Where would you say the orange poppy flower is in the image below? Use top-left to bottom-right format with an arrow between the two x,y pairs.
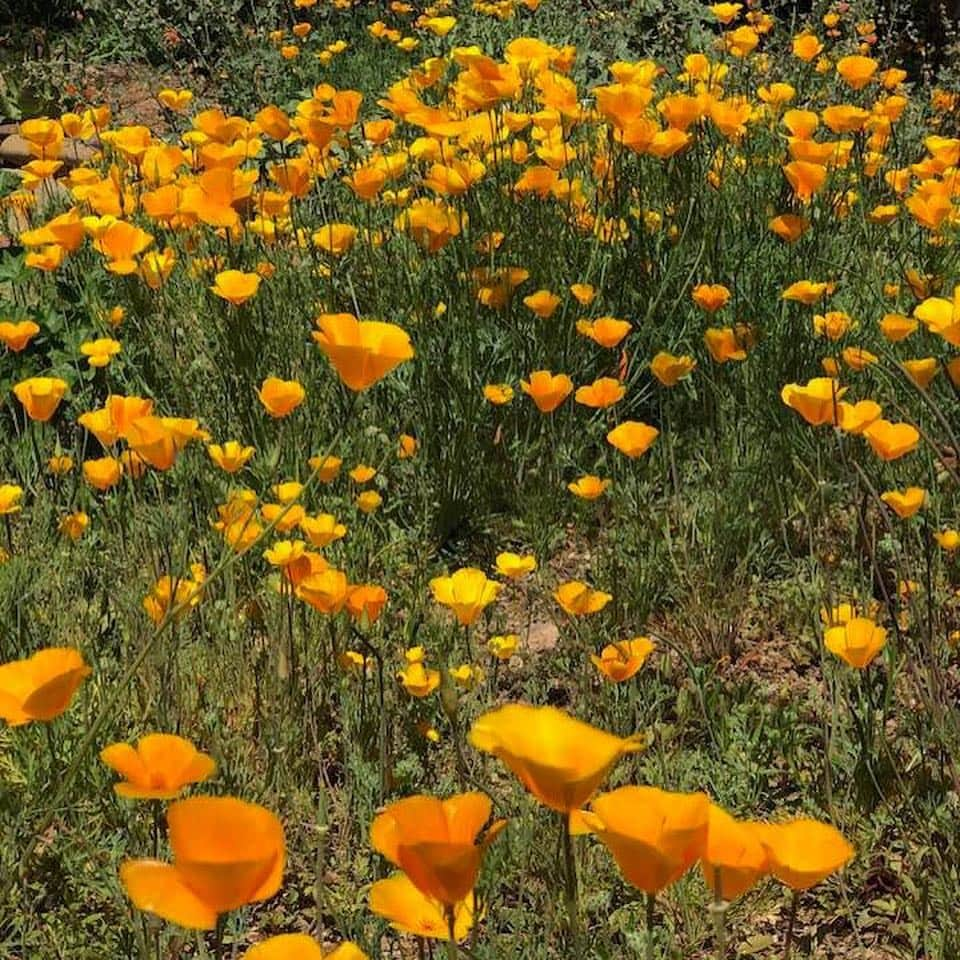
312,313 -> 414,391
591,637 -> 655,682
370,792 -> 505,904
520,370 -> 573,413
13,376 -> 68,422
100,733 -> 216,799
258,377 -> 305,418
121,796 -> 285,929
755,818 -> 853,890
0,647 -> 90,725
572,786 -> 709,894
607,421 -> 659,457
469,704 -> 644,813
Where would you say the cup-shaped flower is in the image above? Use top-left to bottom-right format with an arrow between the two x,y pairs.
13,376 -> 68,422
573,786 -> 709,893
0,484 -> 23,515
369,872 -> 473,941
575,377 -> 626,409
0,320 -> 40,352
120,796 -> 285,929
83,456 -> 123,491
650,352 -> 696,386
555,580 -> 612,616
346,584 -> 387,624
258,377 -> 305,418
520,370 -> 573,413
591,637 -> 655,682
691,284 -> 731,312
370,792 -> 506,905
127,416 -> 179,471
100,733 -> 216,799
297,568 -> 349,614
211,269 -> 261,305
863,419 -> 919,461
880,487 -> 925,519
754,818 -> 853,890
568,475 -> 610,500
312,313 -> 414,391
607,421 -> 659,457
824,616 -> 887,668
469,704 -> 644,813
700,804 -> 769,900
576,316 -> 631,347
208,441 -> 255,474
300,513 -> 347,548
495,552 -> 536,580
243,935 -> 367,960
398,660 -> 441,698
0,647 -> 91,725
244,935 -> 365,960
430,567 -> 501,626
780,378 -> 846,426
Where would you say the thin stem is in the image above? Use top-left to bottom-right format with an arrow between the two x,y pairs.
783,891 -> 799,960
560,812 -> 581,942
711,868 -> 728,960
445,906 -> 458,960
213,915 -> 225,960
645,892 -> 656,960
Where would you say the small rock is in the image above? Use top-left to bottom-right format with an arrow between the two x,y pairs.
526,620 -> 559,653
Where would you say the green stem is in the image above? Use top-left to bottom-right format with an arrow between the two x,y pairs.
213,914 -> 224,960
711,868 -> 728,960
561,812 -> 581,942
645,893 -> 656,960
783,891 -> 798,960
445,906 -> 458,959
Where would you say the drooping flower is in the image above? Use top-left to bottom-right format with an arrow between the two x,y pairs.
0,647 -> 91,725
469,704 -> 644,812
120,796 -> 285,929
100,734 -> 216,799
